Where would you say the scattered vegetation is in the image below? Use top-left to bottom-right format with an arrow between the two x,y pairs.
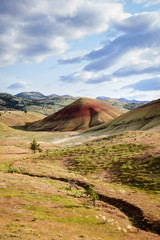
118,155 -> 160,191
39,135 -> 159,191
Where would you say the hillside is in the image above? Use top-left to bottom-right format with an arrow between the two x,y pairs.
0,92 -> 146,115
104,98 -> 143,112
8,130 -> 160,238
0,111 -> 45,127
26,97 -> 123,131
86,98 -> 160,135
0,93 -> 32,111
27,96 -> 78,114
97,96 -> 148,104
15,91 -> 46,99
0,93 -> 78,114
15,91 -> 73,99
0,121 -> 14,133
0,110 -> 160,239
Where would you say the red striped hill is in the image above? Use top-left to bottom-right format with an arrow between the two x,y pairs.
26,97 -> 123,131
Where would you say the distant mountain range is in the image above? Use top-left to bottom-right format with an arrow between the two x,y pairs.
15,91 -> 72,100
0,92 -> 149,115
0,92 -> 77,115
96,96 -> 148,104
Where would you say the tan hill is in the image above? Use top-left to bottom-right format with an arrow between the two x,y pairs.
0,121 -> 14,133
86,98 -> 160,135
26,97 -> 123,131
0,111 -> 45,127
105,98 -> 145,112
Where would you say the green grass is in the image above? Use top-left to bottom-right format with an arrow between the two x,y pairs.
38,137 -> 159,191
117,156 -> 160,191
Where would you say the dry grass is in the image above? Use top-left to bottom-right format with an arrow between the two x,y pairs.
86,99 -> 160,135
0,110 -> 45,127
0,118 -> 160,239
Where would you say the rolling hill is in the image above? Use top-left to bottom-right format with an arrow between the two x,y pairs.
86,98 -> 160,135
0,93 -> 78,114
97,96 -> 148,103
15,91 -> 46,99
26,97 -> 123,131
0,121 -> 14,133
0,92 -> 147,115
104,98 -> 143,112
15,91 -> 73,99
0,111 -> 45,128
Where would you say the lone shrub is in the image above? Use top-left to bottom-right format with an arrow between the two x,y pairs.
30,139 -> 41,153
84,183 -> 99,207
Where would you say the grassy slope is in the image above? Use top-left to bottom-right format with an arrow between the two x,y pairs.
0,93 -> 78,115
0,111 -> 45,127
86,99 -> 160,135
33,131 -> 160,191
0,121 -> 14,133
0,126 -> 160,239
104,98 -> 143,112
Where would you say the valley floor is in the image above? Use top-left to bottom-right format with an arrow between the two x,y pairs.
0,126 -> 160,240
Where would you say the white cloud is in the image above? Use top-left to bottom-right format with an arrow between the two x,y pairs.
122,77 -> 160,91
7,81 -> 30,89
60,70 -> 113,84
0,0 -> 128,67
133,0 -> 160,6
82,11 -> 160,73
58,9 -> 160,97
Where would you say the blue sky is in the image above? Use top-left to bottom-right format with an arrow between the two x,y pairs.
0,0 -> 160,101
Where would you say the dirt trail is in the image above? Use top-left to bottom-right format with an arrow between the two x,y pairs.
12,170 -> 160,236
52,134 -> 103,146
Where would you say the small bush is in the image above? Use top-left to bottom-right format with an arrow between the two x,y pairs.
84,184 -> 99,207
29,139 -> 41,153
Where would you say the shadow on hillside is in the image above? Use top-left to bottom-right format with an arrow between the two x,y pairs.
52,205 -> 82,209
11,126 -> 27,131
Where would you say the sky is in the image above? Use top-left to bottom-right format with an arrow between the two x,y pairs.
0,0 -> 160,101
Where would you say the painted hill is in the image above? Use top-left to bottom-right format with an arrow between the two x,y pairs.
26,97 -> 122,131
86,98 -> 160,135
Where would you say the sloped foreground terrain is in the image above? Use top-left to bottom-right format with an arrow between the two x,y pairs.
0,120 -> 160,239
0,108 -> 160,239
86,98 -> 160,135
26,97 -> 122,132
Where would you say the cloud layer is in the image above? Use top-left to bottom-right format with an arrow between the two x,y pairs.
123,77 -> 160,91
7,81 -> 30,89
0,0 -> 126,67
133,0 -> 160,6
59,10 -> 160,91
